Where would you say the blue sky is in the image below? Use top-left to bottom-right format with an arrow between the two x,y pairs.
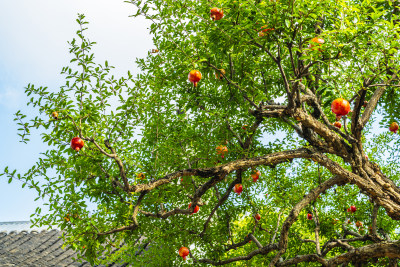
0,0 -> 152,221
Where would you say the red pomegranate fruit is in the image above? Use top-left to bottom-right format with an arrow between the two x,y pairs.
71,137 -> 84,152
210,7 -> 224,21
178,247 -> 189,260
188,203 -> 199,214
331,98 -> 351,116
233,184 -> 243,195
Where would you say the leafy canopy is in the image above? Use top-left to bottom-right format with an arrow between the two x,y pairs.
3,0 -> 400,266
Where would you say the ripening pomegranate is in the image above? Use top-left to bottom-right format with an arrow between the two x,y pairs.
389,122 -> 399,134
52,111 -> 58,120
307,213 -> 313,220
71,137 -> 84,152
369,225 -> 373,234
349,205 -> 357,213
137,173 -> 145,180
216,145 -> 228,158
178,247 -> 189,260
309,37 -> 325,51
331,98 -> 351,116
215,69 -> 226,80
210,7 -> 224,21
251,170 -> 261,182
188,203 -> 199,214
188,70 -> 202,87
258,25 -> 274,37
233,184 -> 243,195
333,121 -> 342,129
255,213 -> 261,221
64,213 -> 79,222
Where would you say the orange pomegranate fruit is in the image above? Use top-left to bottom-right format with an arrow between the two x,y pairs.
215,69 -> 226,80
258,25 -> 274,37
309,37 -> 325,51
251,170 -> 261,182
210,7 -> 224,21
52,111 -> 59,120
389,122 -> 399,134
188,70 -> 202,87
216,145 -> 228,158
333,121 -> 342,129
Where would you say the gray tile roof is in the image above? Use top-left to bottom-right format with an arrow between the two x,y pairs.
0,228 -> 127,267
0,221 -> 54,233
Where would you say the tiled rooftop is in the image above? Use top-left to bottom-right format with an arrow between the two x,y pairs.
0,221 -> 54,233
0,222 -> 127,267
